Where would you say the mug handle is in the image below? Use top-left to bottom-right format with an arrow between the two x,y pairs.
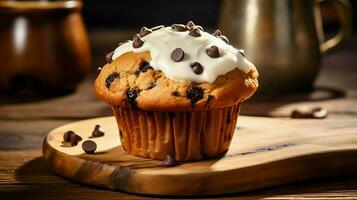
317,0 -> 352,54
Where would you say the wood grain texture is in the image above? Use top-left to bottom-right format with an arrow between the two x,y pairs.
43,116 -> 357,196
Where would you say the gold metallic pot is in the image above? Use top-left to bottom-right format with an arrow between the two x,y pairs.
220,0 -> 352,94
0,0 -> 90,95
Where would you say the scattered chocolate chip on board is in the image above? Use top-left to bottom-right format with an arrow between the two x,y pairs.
82,140 -> 97,154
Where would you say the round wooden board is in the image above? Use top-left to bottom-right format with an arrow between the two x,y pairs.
43,116 -> 357,196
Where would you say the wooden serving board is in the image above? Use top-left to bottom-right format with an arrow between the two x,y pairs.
42,116 -> 357,196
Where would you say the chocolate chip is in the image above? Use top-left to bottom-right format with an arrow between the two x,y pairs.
171,24 -> 187,32
96,67 -> 102,75
190,62 -> 204,74
171,48 -> 185,62
238,50 -> 246,57
171,91 -> 180,96
91,124 -> 105,138
146,82 -> 156,90
82,140 -> 97,154
151,25 -> 164,31
187,86 -> 204,106
219,35 -> 229,43
139,26 -> 152,37
132,34 -> 144,48
126,88 -> 141,108
105,72 -> 119,89
206,46 -> 220,58
189,27 -> 201,37
207,95 -> 215,104
63,131 -> 82,146
186,21 -> 195,30
63,130 -> 74,142
69,133 -> 82,146
135,61 -> 153,76
212,29 -> 222,36
291,107 -> 328,119
105,51 -> 114,63
163,155 -> 177,167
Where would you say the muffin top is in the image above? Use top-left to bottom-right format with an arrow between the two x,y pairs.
95,21 -> 258,112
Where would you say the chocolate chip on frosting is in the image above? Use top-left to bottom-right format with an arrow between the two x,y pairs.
82,140 -> 97,154
105,72 -> 119,89
189,27 -> 201,37
206,45 -> 220,58
186,21 -> 195,30
91,124 -> 105,138
139,26 -> 153,37
132,34 -> 144,48
151,25 -> 164,31
171,48 -> 185,62
212,29 -> 222,37
186,86 -> 204,106
105,51 -> 114,63
190,62 -> 204,74
171,24 -> 187,32
219,35 -> 229,44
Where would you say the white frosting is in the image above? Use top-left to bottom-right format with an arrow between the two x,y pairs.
112,27 -> 255,83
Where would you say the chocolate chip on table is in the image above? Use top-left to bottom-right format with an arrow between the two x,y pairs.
139,26 -> 153,37
126,88 -> 141,108
171,91 -> 180,96
186,86 -> 204,106
238,50 -> 246,57
151,25 -> 164,31
212,29 -> 222,37
105,51 -> 114,63
171,24 -> 187,32
91,124 -> 105,138
82,140 -> 97,154
190,62 -> 204,74
186,21 -> 195,30
163,155 -> 177,167
132,34 -> 144,48
96,67 -> 102,75
206,46 -> 220,58
219,35 -> 229,43
135,61 -> 153,76
171,48 -> 185,62
105,72 -> 119,89
291,107 -> 328,119
189,27 -> 201,37
63,130 -> 82,146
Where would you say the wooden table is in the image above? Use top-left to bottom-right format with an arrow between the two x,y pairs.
0,29 -> 356,199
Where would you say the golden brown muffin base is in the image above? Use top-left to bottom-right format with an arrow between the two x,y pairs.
95,51 -> 258,112
112,104 -> 241,161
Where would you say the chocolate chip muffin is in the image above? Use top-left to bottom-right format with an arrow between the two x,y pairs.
95,21 -> 258,161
